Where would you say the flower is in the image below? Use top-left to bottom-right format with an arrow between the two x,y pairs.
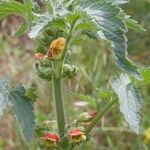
145,128 -> 150,141
77,112 -> 97,123
68,129 -> 86,143
47,37 -> 66,59
42,133 -> 59,146
35,53 -> 45,60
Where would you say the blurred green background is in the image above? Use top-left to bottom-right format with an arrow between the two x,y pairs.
0,0 -> 150,150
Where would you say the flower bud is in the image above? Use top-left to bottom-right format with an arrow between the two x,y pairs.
68,129 -> 86,143
80,122 -> 91,128
42,133 -> 59,146
47,37 -> 66,59
43,120 -> 51,126
77,112 -> 97,123
37,67 -> 53,81
63,64 -> 78,79
35,53 -> 45,60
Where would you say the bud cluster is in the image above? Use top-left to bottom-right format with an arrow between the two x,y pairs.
62,64 -> 78,79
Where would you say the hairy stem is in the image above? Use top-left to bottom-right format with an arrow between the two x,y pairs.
52,18 -> 78,149
53,77 -> 66,137
86,99 -> 117,133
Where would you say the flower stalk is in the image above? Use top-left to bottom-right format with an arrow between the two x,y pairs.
53,77 -> 66,137
86,99 -> 117,133
52,18 -> 78,148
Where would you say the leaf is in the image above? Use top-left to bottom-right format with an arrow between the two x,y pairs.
79,0 -> 141,79
28,1 -> 67,39
97,89 -> 114,101
123,15 -> 146,31
111,74 -> 142,134
15,22 -> 28,37
23,0 -> 33,23
110,0 -> 129,4
141,67 -> 150,83
8,85 -> 35,142
0,78 -> 9,118
70,92 -> 97,108
0,0 -> 26,20
25,84 -> 38,102
28,13 -> 52,39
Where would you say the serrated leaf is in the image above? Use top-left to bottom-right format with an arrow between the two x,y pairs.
0,78 -> 9,118
0,0 -> 26,20
110,0 -> 129,4
70,92 -> 97,108
23,0 -> 33,23
141,67 -> 150,83
111,74 -> 142,134
79,0 -> 141,79
25,84 -> 38,102
8,85 -> 35,142
97,89 -> 113,101
28,13 -> 52,39
15,22 -> 28,37
123,15 -> 146,31
28,2 -> 67,39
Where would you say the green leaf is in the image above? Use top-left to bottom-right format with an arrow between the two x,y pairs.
28,13 -> 52,39
97,89 -> 114,101
15,22 -> 28,37
0,0 -> 26,20
8,85 -> 35,142
70,92 -> 97,108
111,74 -> 142,134
0,78 -> 9,118
44,0 -> 54,14
28,1 -> 67,39
110,0 -> 129,4
141,67 -> 150,83
79,0 -> 141,79
123,15 -> 146,31
25,84 -> 38,102
23,0 -> 33,24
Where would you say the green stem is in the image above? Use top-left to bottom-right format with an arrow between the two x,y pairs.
61,17 -> 79,63
52,18 -> 78,149
86,99 -> 117,133
53,77 -> 66,137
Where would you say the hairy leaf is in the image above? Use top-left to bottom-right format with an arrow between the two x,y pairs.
15,22 -> 28,37
111,74 -> 142,134
0,79 -> 9,118
23,0 -> 33,23
79,0 -> 141,79
0,0 -> 26,20
70,92 -> 97,108
28,13 -> 51,39
110,0 -> 129,4
124,15 -> 146,31
141,67 -> 150,83
28,1 -> 67,39
8,85 -> 35,142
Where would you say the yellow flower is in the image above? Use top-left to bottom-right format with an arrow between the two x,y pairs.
47,37 -> 66,59
68,129 -> 86,143
145,127 -> 150,141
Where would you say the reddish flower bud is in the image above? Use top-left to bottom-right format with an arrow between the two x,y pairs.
43,120 -> 51,126
68,129 -> 86,143
77,112 -> 97,123
43,133 -> 59,146
47,37 -> 66,60
35,53 -> 45,60
80,122 -> 91,128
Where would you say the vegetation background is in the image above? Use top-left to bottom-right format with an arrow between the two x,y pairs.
0,0 -> 150,149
